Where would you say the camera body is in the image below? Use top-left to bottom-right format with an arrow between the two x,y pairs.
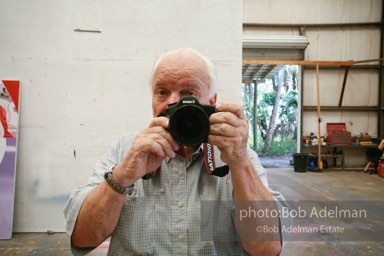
160,95 -> 216,146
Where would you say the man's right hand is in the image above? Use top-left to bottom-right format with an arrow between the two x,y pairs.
114,117 -> 179,186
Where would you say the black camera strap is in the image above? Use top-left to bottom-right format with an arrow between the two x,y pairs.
203,143 -> 229,177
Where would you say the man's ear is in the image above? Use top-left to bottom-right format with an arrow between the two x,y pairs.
209,94 -> 217,105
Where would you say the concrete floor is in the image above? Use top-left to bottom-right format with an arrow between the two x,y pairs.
268,168 -> 384,256
1,164 -> 383,255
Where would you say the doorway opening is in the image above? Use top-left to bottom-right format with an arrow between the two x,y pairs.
242,65 -> 300,168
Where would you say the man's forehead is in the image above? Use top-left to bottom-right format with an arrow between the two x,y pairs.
154,63 -> 208,83
152,53 -> 210,89
153,78 -> 205,90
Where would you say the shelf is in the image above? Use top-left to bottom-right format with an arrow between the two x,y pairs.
303,143 -> 378,148
303,106 -> 378,112
319,155 -> 342,158
303,64 -> 380,70
302,143 -> 377,170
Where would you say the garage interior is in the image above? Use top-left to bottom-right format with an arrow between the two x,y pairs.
1,0 -> 384,255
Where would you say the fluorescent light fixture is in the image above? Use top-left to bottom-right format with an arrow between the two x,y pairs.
242,35 -> 309,49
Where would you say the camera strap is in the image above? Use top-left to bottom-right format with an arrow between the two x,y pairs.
203,143 -> 229,177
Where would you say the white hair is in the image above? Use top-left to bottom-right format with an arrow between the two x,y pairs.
150,48 -> 218,98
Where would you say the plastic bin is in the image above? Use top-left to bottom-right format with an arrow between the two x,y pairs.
293,153 -> 308,172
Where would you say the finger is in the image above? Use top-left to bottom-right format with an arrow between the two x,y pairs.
216,103 -> 245,120
210,112 -> 242,127
138,131 -> 176,159
146,140 -> 167,158
207,134 -> 232,150
210,123 -> 238,137
208,133 -> 226,142
147,119 -> 179,151
148,116 -> 170,129
152,134 -> 177,158
145,126 -> 179,152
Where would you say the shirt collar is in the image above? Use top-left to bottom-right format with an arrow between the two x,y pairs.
166,144 -> 204,166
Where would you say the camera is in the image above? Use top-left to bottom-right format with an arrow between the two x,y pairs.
160,95 -> 216,146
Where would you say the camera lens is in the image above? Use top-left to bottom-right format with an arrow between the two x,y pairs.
169,105 -> 210,146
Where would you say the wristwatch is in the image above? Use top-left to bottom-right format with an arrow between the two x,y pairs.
104,164 -> 132,194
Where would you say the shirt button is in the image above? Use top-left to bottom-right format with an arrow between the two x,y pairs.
178,170 -> 184,176
177,234 -> 184,240
177,201 -> 184,208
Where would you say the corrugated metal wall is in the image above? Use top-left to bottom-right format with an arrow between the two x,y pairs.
243,0 -> 382,167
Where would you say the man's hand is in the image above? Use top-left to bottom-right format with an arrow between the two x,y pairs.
208,103 -> 249,167
116,117 -> 179,184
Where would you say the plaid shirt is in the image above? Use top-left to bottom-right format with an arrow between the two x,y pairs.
64,133 -> 284,255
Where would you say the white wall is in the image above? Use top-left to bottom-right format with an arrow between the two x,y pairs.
0,0 -> 242,232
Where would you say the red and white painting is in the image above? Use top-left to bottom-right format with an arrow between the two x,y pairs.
0,80 -> 20,239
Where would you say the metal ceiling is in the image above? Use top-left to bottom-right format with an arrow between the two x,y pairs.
241,35 -> 310,83
242,63 -> 285,83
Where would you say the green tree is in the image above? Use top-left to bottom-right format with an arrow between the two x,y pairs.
263,68 -> 284,153
242,65 -> 299,156
242,83 -> 255,149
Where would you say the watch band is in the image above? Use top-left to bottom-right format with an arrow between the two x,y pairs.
104,165 -> 128,194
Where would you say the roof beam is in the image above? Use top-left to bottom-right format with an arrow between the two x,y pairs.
243,59 -> 354,66
249,64 -> 264,81
260,65 -> 276,80
242,64 -> 250,77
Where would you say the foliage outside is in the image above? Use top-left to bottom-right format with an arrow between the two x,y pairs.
242,65 -> 299,157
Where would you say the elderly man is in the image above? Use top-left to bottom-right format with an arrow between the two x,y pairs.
64,48 -> 284,255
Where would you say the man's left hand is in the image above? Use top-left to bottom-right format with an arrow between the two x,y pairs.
208,102 -> 249,167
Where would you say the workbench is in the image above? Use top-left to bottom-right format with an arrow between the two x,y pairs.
302,143 -> 378,170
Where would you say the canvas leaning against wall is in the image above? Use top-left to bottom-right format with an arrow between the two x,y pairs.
0,80 -> 20,240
